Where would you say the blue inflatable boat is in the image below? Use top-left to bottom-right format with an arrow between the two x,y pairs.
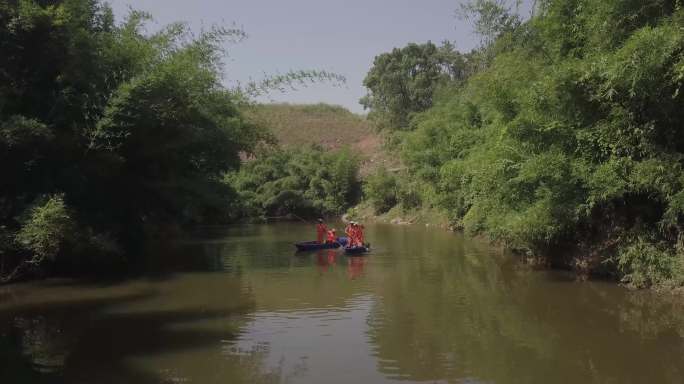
344,244 -> 370,255
295,237 -> 349,252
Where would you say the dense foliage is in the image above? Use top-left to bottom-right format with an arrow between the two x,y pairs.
0,0 -> 356,283
228,147 -> 360,220
364,0 -> 684,288
360,41 -> 477,130
363,168 -> 399,214
0,0 -> 263,281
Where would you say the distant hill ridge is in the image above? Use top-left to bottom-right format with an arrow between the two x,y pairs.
246,103 -> 401,176
245,103 -> 372,150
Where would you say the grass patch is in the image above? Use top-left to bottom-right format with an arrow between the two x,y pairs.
245,103 -> 372,150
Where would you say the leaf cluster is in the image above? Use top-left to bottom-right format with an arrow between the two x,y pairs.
392,0 -> 684,286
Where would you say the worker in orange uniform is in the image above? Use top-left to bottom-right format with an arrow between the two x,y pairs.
349,223 -> 358,247
350,223 -> 364,247
326,228 -> 337,244
316,218 -> 327,244
356,223 -> 365,246
345,221 -> 355,246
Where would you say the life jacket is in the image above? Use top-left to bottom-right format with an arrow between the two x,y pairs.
327,230 -> 336,243
350,226 -> 360,246
345,224 -> 353,238
317,223 -> 327,234
317,223 -> 327,243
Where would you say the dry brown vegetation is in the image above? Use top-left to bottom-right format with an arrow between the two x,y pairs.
245,103 -> 398,176
245,103 -> 370,149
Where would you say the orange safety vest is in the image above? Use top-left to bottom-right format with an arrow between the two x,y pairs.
345,225 -> 353,241
350,226 -> 359,246
317,223 -> 327,243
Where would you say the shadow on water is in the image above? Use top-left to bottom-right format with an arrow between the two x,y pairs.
0,267 -> 260,383
1,290 -> 155,383
0,223 -> 318,383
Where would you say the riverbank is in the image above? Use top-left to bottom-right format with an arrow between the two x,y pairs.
346,202 -> 450,228
346,202 -> 684,291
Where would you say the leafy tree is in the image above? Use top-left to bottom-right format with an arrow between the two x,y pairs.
457,0 -> 523,47
360,41 -> 476,130
383,0 -> 684,287
1,0 -> 124,281
15,194 -> 73,264
89,21 -> 259,227
363,168 -> 399,214
228,147 -> 361,220
1,0 -> 344,282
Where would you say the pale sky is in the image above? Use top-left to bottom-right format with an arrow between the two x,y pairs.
107,0 -> 532,113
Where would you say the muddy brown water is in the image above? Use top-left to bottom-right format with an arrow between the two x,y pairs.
1,223 -> 684,383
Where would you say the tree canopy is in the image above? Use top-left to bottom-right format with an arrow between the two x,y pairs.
360,41 -> 476,130
228,147 -> 360,220
0,0 -> 355,282
363,0 -> 684,288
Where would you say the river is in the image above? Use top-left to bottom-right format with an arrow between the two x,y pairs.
1,223 -> 684,383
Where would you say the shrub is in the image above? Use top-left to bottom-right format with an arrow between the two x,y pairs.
615,237 -> 683,289
397,178 -> 423,210
15,194 -> 74,265
364,1 -> 684,287
363,168 -> 398,214
228,147 -> 360,219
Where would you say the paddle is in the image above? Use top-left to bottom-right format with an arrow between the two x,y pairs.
292,213 -> 311,224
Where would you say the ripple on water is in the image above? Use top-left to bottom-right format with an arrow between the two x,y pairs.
228,295 -> 376,360
5,223 -> 684,384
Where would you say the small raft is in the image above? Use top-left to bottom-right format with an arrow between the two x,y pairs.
295,237 -> 349,252
344,244 -> 370,255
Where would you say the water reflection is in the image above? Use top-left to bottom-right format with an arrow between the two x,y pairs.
0,274 -> 258,384
1,223 -> 684,383
315,250 -> 338,275
347,257 -> 366,280
364,226 -> 684,384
